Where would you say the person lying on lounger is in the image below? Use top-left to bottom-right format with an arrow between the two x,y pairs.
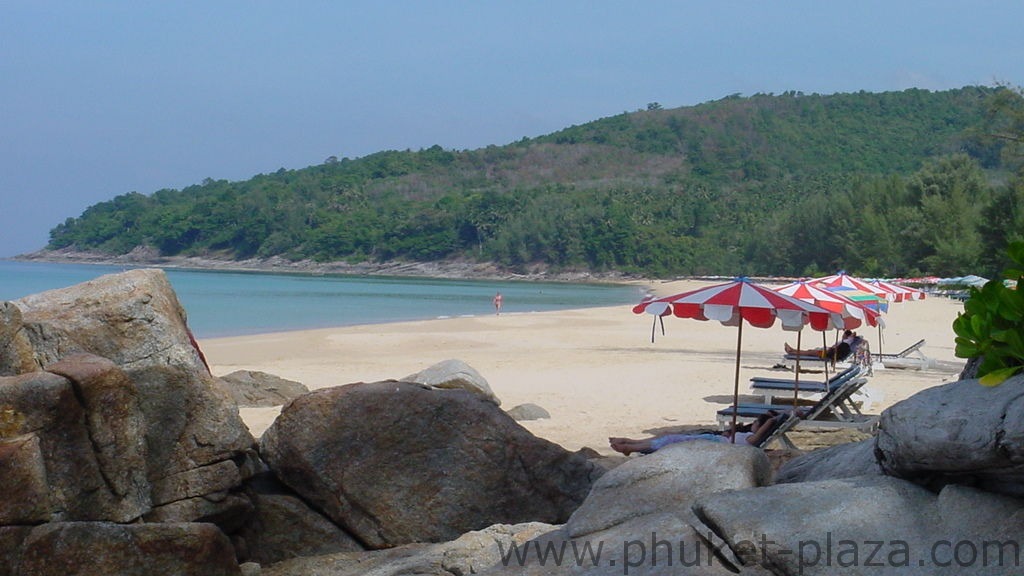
608,410 -> 799,455
784,330 -> 859,362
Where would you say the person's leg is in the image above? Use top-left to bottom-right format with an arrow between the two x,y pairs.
785,343 -> 815,355
609,437 -> 654,455
786,343 -> 827,358
611,431 -> 727,455
649,433 -> 722,450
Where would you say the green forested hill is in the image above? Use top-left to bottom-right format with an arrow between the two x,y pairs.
47,86 -> 1024,277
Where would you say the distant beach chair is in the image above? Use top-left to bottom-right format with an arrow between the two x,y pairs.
875,339 -> 932,370
875,338 -> 926,360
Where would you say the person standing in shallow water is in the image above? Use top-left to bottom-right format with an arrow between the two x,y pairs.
493,292 -> 503,315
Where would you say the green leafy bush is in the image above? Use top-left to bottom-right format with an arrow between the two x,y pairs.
953,242 -> 1024,385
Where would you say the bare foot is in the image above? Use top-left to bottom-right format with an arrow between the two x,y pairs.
608,437 -> 635,456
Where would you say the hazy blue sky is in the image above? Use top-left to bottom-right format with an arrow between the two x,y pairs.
3,1 -> 1022,257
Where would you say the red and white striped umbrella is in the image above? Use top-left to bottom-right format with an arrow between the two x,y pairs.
634,278 -> 839,331
869,279 -> 926,302
813,272 -> 922,356
774,279 -> 884,392
814,272 -> 890,300
634,278 -> 839,438
774,280 -> 882,330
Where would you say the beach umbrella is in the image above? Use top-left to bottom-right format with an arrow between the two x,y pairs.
774,280 -> 882,401
865,279 -> 926,355
813,273 -> 890,337
776,281 -> 883,363
636,294 -> 671,343
820,285 -> 891,355
867,279 -> 906,303
820,286 -> 889,313
775,280 -> 882,330
633,277 -> 839,440
814,272 -> 890,301
869,279 -> 926,302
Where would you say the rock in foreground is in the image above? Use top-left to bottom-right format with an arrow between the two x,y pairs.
260,380 -> 603,548
876,374 -> 1024,496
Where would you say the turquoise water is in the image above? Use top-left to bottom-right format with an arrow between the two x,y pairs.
0,260 -> 642,338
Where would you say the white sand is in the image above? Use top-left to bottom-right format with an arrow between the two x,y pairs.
199,280 -> 965,455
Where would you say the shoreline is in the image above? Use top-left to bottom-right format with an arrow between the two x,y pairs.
11,249 -> 648,285
11,248 -> 801,288
4,253 -> 653,340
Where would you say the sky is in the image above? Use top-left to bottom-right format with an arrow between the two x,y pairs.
2,2 -> 1023,257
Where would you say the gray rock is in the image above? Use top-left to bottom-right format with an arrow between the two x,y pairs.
0,434 -> 51,524
507,403 -> 551,421
261,523 -> 557,576
935,483 -> 1024,542
0,526 -> 32,576
218,370 -> 309,407
260,380 -> 602,548
0,302 -> 34,376
1,270 -> 259,529
566,441 -> 772,538
144,492 -> 255,533
694,476 -> 941,576
403,358 -> 501,405
149,459 -> 243,506
7,269 -> 255,466
876,374 -> 1024,496
235,473 -> 364,565
46,354 -> 151,516
479,517 -> 769,576
14,522 -> 241,576
774,438 -> 883,484
930,485 -> 1024,576
0,368 -> 148,522
10,268 -> 208,374
131,363 -> 256,493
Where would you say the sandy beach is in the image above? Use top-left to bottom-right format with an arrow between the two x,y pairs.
200,280 -> 966,455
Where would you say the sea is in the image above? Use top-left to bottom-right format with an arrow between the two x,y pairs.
0,260 -> 643,338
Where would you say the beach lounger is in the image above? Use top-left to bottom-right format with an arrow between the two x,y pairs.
875,339 -> 933,370
717,374 -> 878,448
757,413 -> 802,450
781,354 -> 833,374
750,411 -> 797,449
874,339 -> 926,360
782,337 -> 873,374
748,365 -> 863,404
721,373 -> 869,425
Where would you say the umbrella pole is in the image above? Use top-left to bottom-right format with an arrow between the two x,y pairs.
822,331 -> 829,382
793,330 -> 802,405
731,322 -> 743,444
650,315 -> 667,343
877,324 -> 883,357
